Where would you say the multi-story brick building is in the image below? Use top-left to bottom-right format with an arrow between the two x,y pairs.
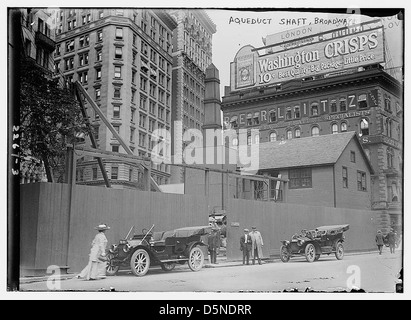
167,9 -> 216,183
54,8 -> 177,189
221,24 -> 403,232
20,8 -> 57,183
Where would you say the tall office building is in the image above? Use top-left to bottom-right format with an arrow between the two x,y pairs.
168,9 -> 217,183
54,9 -> 177,189
221,23 -> 403,232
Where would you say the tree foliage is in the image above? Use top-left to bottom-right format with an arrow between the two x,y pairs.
19,57 -> 85,182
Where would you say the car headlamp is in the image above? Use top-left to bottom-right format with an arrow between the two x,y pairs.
123,243 -> 131,253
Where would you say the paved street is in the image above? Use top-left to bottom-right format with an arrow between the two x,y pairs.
19,250 -> 402,294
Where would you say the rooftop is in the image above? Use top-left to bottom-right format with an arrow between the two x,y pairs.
242,132 -> 373,173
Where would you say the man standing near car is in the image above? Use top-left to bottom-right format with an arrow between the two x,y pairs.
240,229 -> 252,265
250,226 -> 264,265
208,227 -> 219,264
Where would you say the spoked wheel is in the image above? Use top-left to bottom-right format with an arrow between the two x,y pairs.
305,243 -> 316,263
130,249 -> 150,276
188,246 -> 204,272
161,262 -> 176,272
280,245 -> 290,262
335,242 -> 344,260
106,253 -> 120,276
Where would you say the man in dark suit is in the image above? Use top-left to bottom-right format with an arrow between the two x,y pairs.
240,228 -> 252,265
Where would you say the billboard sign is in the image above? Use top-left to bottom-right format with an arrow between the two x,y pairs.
231,27 -> 385,90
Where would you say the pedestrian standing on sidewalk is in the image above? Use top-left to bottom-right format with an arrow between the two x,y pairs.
387,228 -> 397,254
240,228 -> 252,265
77,223 -> 110,280
250,226 -> 264,265
208,227 -> 219,264
375,230 -> 384,255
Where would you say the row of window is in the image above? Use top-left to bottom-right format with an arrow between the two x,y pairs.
288,168 -> 367,191
78,165 -> 169,184
230,119 -> 369,146
229,94 -> 374,129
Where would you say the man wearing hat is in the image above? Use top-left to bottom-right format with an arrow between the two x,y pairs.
386,228 -> 397,254
375,230 -> 384,255
77,223 -> 110,280
250,226 -> 264,265
240,228 -> 252,265
208,227 -> 220,264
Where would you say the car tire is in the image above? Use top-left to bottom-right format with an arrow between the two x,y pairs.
161,262 -> 176,272
188,246 -> 204,272
314,254 -> 321,261
335,242 -> 344,260
106,253 -> 120,276
305,243 -> 316,263
280,245 -> 290,262
130,249 -> 150,276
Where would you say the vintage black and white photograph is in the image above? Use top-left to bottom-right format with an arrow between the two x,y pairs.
4,1 -> 407,301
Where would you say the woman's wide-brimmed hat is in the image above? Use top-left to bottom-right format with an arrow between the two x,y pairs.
94,223 -> 110,231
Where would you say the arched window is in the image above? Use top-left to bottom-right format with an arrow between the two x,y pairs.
330,99 -> 337,113
386,118 -> 392,138
254,133 -> 260,144
286,130 -> 292,140
295,128 -> 301,138
387,147 -> 394,168
360,118 -> 369,136
269,109 -> 276,122
339,97 -> 347,112
341,121 -> 348,132
310,103 -> 319,116
331,123 -> 338,134
232,137 -> 238,146
269,132 -> 277,142
311,126 -> 320,137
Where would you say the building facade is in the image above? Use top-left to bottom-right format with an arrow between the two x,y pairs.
20,8 -> 57,183
247,132 -> 374,210
54,8 -> 177,189
167,9 -> 216,183
221,26 -> 403,232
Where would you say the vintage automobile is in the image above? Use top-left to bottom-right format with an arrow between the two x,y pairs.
279,224 -> 349,263
106,225 -> 211,276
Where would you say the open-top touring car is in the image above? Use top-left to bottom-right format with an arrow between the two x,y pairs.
279,224 -> 349,263
106,225 -> 211,276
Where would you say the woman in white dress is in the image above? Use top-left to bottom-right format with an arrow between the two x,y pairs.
77,224 -> 110,280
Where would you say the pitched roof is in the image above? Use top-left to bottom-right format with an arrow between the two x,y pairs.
243,131 -> 373,173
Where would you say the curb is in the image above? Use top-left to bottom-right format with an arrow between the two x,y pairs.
20,250 -> 400,283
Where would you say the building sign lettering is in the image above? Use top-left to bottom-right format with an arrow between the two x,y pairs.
225,108 -> 371,130
361,135 -> 400,149
231,27 -> 385,91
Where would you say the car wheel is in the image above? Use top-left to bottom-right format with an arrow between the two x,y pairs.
106,253 -> 119,276
335,242 -> 344,260
130,249 -> 150,276
314,254 -> 321,261
305,243 -> 316,263
161,262 -> 176,272
188,246 -> 204,272
280,245 -> 290,262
